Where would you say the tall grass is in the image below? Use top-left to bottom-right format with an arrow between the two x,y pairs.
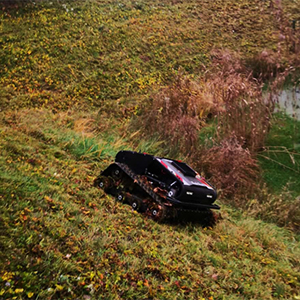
197,135 -> 260,200
258,113 -> 300,195
207,49 -> 274,152
138,75 -> 209,156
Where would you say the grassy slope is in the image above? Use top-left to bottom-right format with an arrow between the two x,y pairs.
1,0 -> 300,299
1,108 -> 299,300
259,113 -> 300,195
1,0 -> 299,111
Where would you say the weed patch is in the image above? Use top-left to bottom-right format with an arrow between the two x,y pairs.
197,135 -> 260,200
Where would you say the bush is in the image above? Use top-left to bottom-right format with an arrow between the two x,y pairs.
138,75 -> 220,155
195,135 -> 260,200
208,49 -> 274,152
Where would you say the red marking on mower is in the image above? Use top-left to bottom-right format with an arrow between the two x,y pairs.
160,160 -> 169,169
175,173 -> 183,182
197,177 -> 211,188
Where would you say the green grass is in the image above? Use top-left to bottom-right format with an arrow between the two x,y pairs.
258,113 -> 300,195
1,0 -> 299,111
1,109 -> 300,300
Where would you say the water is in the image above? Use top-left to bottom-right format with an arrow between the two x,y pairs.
276,87 -> 300,120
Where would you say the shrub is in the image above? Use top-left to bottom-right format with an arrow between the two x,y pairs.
246,50 -> 283,81
207,49 -> 274,152
136,48 -> 298,207
139,74 -> 220,155
195,135 -> 260,200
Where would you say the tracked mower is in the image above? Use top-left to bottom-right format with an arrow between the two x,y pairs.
94,150 -> 220,223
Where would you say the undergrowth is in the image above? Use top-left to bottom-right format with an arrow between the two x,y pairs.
137,50 -> 273,198
136,48 -> 300,231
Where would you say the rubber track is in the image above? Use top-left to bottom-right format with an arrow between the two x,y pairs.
114,163 -> 214,222
177,208 -> 211,214
115,162 -> 165,207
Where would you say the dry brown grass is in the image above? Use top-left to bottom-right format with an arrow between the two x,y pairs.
140,48 -> 282,155
139,75 -> 220,155
194,135 -> 260,200
207,49 -> 274,152
137,49 -> 281,200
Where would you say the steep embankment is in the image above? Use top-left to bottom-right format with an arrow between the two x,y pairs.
1,0 -> 299,111
1,0 -> 300,299
1,108 -> 299,299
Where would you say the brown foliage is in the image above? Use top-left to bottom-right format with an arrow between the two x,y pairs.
247,50 -> 283,81
140,75 -> 219,155
138,50 -> 274,199
137,47 -> 298,201
207,49 -> 274,152
195,135 -> 260,200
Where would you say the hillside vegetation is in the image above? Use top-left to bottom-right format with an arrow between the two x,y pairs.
1,0 -> 300,111
1,108 -> 299,299
1,0 -> 300,299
